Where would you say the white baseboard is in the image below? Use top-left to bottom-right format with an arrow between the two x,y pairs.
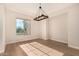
6,38 -> 39,45
50,38 -> 68,44
68,44 -> 79,50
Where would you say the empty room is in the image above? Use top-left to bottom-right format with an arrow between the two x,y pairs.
0,3 -> 79,56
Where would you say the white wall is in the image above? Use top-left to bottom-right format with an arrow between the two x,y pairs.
0,5 -> 5,53
68,4 -> 79,49
5,9 -> 40,44
39,20 -> 48,40
49,13 -> 68,43
48,4 -> 79,49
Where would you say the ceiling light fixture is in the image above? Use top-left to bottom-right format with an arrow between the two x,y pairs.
33,3 -> 49,21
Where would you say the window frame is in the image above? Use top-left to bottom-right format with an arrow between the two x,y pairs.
16,18 -> 31,35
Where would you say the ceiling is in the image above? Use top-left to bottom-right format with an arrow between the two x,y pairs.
5,3 -> 76,17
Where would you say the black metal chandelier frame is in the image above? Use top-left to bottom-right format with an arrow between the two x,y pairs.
33,3 -> 49,21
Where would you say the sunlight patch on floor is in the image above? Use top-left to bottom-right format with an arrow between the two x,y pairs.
19,42 -> 64,56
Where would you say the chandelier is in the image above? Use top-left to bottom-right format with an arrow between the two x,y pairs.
33,3 -> 49,21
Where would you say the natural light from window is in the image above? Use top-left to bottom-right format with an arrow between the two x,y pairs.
16,18 -> 30,35
19,42 -> 64,56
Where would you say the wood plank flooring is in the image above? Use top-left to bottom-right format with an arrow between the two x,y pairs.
3,39 -> 79,56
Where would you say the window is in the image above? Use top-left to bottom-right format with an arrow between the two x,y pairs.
16,18 -> 30,35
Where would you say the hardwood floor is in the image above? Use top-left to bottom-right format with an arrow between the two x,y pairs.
4,39 -> 79,56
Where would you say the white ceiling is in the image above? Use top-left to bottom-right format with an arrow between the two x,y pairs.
5,3 -> 76,17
